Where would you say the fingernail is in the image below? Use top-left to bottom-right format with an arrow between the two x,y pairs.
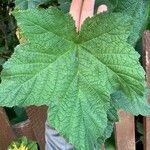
97,4 -> 108,14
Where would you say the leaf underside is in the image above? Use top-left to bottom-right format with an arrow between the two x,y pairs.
0,8 -> 147,150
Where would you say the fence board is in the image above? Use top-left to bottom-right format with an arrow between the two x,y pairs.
101,144 -> 105,150
143,30 -> 150,150
0,106 -> 47,149
115,111 -> 135,150
13,119 -> 36,141
26,105 -> 48,150
0,107 -> 16,150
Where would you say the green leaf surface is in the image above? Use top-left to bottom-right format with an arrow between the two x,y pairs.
111,91 -> 150,116
95,0 -> 150,45
96,103 -> 118,149
113,0 -> 150,46
57,0 -> 150,45
0,8 -> 147,150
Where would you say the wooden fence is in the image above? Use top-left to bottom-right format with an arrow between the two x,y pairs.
0,31 -> 149,150
112,30 -> 150,150
0,106 -> 48,150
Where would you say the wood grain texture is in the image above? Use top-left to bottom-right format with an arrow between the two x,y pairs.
143,30 -> 150,150
13,119 -> 36,141
115,111 -> 135,150
101,144 -> 105,150
26,105 -> 48,150
0,106 -> 47,149
0,107 -> 16,150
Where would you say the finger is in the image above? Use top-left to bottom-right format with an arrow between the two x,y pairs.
69,0 -> 83,32
97,4 -> 108,14
80,0 -> 95,30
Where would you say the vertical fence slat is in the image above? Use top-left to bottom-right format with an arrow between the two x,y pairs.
101,144 -> 105,150
26,105 -> 48,150
144,117 -> 150,150
0,107 -> 16,150
13,120 -> 36,141
115,111 -> 135,150
143,30 -> 150,150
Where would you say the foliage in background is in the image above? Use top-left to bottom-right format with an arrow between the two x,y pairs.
5,106 -> 28,125
58,0 -> 71,12
0,0 -> 18,71
105,134 -> 116,150
8,136 -> 38,150
15,0 -> 58,9
0,0 -> 27,125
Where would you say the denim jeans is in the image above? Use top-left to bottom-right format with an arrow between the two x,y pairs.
45,122 -> 74,150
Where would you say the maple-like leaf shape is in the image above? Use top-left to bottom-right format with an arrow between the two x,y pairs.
0,8 -> 147,149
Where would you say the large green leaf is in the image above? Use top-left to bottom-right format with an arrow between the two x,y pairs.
0,8 -> 147,150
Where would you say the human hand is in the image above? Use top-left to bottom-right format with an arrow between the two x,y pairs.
69,0 -> 108,32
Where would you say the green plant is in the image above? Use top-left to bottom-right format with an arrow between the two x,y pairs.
0,0 -> 18,70
0,0 -> 150,150
15,0 -> 56,9
8,136 -> 38,150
